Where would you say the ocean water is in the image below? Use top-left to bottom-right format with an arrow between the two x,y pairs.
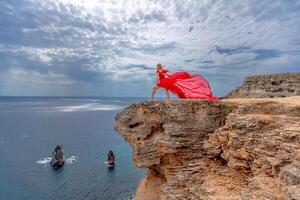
0,97 -> 145,200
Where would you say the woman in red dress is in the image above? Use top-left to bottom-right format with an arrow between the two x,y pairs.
151,64 -> 170,100
151,64 -> 220,100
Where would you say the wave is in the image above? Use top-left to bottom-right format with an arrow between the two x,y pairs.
36,157 -> 52,164
62,99 -> 102,102
55,103 -> 123,112
1,100 -> 124,113
62,99 -> 122,103
36,156 -> 78,165
66,155 -> 78,164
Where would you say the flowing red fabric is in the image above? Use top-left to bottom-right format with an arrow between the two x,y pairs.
156,70 -> 220,100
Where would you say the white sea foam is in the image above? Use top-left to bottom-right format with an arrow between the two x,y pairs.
36,157 -> 52,164
66,155 -> 78,164
37,156 -> 78,165
55,103 -> 123,112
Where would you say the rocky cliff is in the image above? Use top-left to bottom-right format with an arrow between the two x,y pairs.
115,97 -> 300,200
225,73 -> 300,98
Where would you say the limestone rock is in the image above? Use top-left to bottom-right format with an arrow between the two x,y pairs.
226,73 -> 300,98
115,97 -> 300,200
286,185 -> 300,200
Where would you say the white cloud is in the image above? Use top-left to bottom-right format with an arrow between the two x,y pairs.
0,0 -> 300,96
14,1 -> 300,67
8,68 -> 84,85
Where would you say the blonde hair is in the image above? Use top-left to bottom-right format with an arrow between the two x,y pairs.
157,63 -> 163,69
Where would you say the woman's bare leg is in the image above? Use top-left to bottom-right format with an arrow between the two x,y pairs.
151,86 -> 158,100
165,89 -> 170,100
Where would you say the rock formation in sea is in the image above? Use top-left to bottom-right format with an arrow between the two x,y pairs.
226,72 -> 300,98
115,73 -> 300,200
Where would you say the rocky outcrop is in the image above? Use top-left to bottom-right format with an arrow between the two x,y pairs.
115,97 -> 300,200
225,73 -> 300,98
50,145 -> 64,169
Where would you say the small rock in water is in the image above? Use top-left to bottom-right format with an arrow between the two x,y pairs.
50,145 -> 65,169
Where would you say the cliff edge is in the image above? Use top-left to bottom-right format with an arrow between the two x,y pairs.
115,97 -> 300,200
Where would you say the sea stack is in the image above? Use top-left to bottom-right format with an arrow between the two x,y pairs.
50,145 -> 65,169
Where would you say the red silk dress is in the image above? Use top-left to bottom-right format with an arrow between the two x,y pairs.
156,69 -> 220,100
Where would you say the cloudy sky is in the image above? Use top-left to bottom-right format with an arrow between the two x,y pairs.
0,0 -> 300,97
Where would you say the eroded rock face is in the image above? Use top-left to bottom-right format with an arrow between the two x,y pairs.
115,97 -> 300,200
225,73 -> 300,98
